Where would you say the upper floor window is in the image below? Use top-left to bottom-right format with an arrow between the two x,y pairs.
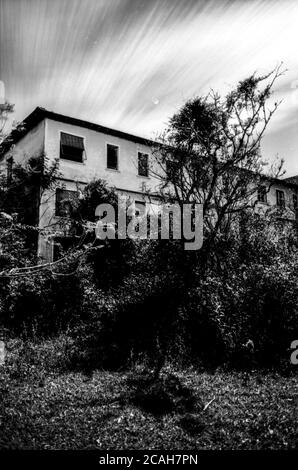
257,185 -> 267,203
135,200 -> 146,216
60,132 -> 84,163
293,193 -> 298,210
276,189 -> 285,208
55,188 -> 78,217
138,152 -> 149,177
107,144 -> 119,170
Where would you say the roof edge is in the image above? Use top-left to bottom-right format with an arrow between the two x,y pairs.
0,107 -> 156,157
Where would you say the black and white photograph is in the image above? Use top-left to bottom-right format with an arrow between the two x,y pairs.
0,0 -> 298,462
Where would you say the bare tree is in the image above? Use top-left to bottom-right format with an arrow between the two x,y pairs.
151,66 -> 285,250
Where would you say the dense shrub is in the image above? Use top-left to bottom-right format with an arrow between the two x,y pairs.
63,212 -> 298,371
184,259 -> 298,368
184,213 -> 298,368
0,269 -> 82,337
66,269 -> 185,371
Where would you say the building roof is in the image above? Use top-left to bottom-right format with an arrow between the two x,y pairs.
283,175 -> 298,186
1,106 -> 298,190
0,106 -> 155,157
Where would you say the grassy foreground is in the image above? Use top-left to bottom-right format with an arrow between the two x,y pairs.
0,339 -> 297,450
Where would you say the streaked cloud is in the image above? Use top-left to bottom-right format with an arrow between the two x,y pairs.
0,0 -> 297,174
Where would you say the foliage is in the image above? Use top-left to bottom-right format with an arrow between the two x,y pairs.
152,66 -> 285,248
66,267 -> 182,371
0,268 -> 82,337
183,211 -> 298,368
0,154 -> 60,262
72,178 -> 118,223
0,154 -> 60,219
1,74 -> 298,372
0,174 -> 138,339
0,101 -> 14,143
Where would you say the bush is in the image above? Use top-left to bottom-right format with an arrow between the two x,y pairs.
184,213 -> 298,368
0,269 -> 82,337
63,211 -> 298,372
66,270 -> 183,371
2,172 -> 298,373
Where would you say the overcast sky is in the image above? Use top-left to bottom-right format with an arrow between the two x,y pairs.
0,0 -> 297,175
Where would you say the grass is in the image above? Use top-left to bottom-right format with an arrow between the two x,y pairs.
0,339 -> 297,450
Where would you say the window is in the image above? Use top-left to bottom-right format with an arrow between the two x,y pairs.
276,189 -> 285,208
138,152 -> 149,177
55,189 -> 78,217
60,132 -> 84,163
257,185 -> 267,203
293,194 -> 298,210
6,157 -> 13,184
107,144 -> 119,170
135,200 -> 146,216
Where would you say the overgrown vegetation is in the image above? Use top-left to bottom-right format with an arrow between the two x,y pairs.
1,70 -> 298,450
1,195 -> 297,371
1,68 -> 298,373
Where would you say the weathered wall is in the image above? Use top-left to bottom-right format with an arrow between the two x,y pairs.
44,118 -> 160,194
38,118 -> 163,260
255,180 -> 297,219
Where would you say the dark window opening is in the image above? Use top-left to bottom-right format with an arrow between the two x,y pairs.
55,189 -> 78,217
293,194 -> 298,210
138,152 -> 149,177
276,189 -> 285,208
257,185 -> 267,203
60,132 -> 84,163
133,200 -> 146,235
107,144 -> 119,170
135,200 -> 146,216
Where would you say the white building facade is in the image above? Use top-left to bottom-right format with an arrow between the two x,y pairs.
1,106 -> 298,261
0,107 -> 161,260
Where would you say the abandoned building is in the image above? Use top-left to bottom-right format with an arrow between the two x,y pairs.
0,106 -> 298,261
